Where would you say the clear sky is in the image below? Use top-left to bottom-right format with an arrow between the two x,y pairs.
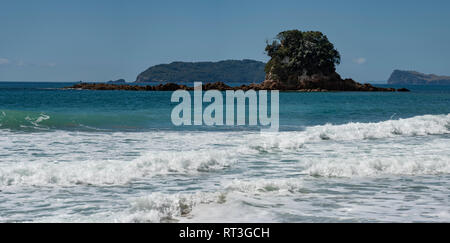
1,0 -> 449,82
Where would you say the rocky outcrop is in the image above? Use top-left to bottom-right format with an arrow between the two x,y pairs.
388,70 -> 450,85
255,72 -> 396,91
67,82 -> 231,91
66,76 -> 407,92
67,83 -> 189,91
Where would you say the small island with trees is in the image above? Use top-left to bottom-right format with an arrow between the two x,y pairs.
68,29 -> 408,92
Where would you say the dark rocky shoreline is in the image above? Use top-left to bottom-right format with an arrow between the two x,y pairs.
66,73 -> 410,92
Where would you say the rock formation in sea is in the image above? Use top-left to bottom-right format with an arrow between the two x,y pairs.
257,29 -> 397,92
68,29 -> 408,92
257,72 -> 394,91
67,81 -> 409,92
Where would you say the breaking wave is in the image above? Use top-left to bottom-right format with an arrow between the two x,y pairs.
1,114 -> 449,187
0,150 -> 235,187
251,114 -> 450,151
121,178 -> 305,223
303,154 -> 450,178
306,114 -> 450,140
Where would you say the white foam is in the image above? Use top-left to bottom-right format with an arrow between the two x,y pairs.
250,114 -> 450,151
0,150 -> 235,187
305,114 -> 450,140
1,114 -> 450,223
1,114 -> 449,186
223,178 -> 304,195
304,155 -> 450,178
126,192 -> 225,223
120,178 -> 305,223
34,178 -> 303,223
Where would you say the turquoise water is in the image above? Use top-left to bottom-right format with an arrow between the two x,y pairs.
0,82 -> 449,222
1,82 -> 449,131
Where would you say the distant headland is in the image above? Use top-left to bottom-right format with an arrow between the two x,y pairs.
388,70 -> 450,85
106,79 -> 126,84
67,29 -> 408,92
135,59 -> 266,84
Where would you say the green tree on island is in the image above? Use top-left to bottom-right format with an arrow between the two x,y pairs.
265,30 -> 341,84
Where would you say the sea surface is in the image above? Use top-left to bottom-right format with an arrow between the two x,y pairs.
0,82 -> 449,222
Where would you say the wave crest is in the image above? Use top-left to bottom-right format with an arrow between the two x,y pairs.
124,178 -> 305,222
304,155 -> 450,178
251,114 -> 450,152
0,150 -> 235,187
307,114 -> 450,140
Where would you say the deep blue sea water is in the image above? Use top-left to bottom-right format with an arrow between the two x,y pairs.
0,82 -> 449,222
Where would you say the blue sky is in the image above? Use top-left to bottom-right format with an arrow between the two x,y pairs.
1,0 -> 449,82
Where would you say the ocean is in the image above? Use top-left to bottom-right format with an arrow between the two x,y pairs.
0,82 -> 449,222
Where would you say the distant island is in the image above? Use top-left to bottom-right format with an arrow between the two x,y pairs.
388,70 -> 450,85
107,79 -> 126,84
69,29 -> 408,92
135,59 -> 265,83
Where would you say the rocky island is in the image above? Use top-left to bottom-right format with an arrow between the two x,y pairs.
67,29 -> 407,92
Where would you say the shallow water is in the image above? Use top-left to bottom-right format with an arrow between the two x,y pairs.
0,82 -> 449,222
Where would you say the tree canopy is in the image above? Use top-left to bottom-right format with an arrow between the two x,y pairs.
265,30 -> 341,82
